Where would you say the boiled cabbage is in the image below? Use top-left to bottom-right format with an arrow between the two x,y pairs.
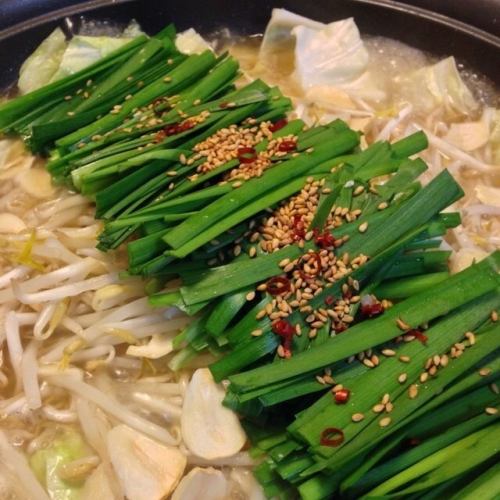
398,57 -> 478,117
18,28 -> 68,94
175,28 -> 212,54
18,22 -> 142,94
258,9 -> 369,90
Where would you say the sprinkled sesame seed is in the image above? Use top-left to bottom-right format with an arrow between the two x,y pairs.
234,245 -> 242,257
465,331 -> 476,345
382,349 -> 396,357
433,354 -> 441,366
316,375 -> 326,385
491,310 -> 498,322
485,407 -> 498,415
277,345 -> 286,357
354,185 -> 365,196
420,372 -> 429,383
256,310 -> 267,320
396,318 -> 411,330
379,417 -> 391,427
167,171 -> 177,176
358,222 -> 368,233
382,393 -> 390,405
163,76 -> 172,82
373,403 -> 385,413
363,359 -> 375,368
479,368 -> 492,377
251,329 -> 263,337
398,373 -> 408,384
399,355 -> 411,363
490,383 -> 499,394
408,384 -> 418,399
352,413 -> 365,422
64,95 -> 72,101
378,201 -> 389,210
246,291 -> 256,301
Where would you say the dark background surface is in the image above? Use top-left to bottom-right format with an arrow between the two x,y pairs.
1,0 -> 499,36
0,0 -> 499,88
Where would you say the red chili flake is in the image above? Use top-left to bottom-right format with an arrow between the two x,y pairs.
343,288 -> 353,300
266,276 -> 291,296
272,319 -> 294,338
335,322 -> 348,333
314,229 -> 336,249
409,329 -> 428,344
269,118 -> 288,132
237,147 -> 258,164
278,140 -> 297,152
272,319 -> 295,358
320,427 -> 345,447
361,302 -> 384,318
334,389 -> 350,404
163,120 -> 195,137
154,130 -> 167,143
324,295 -> 335,306
407,437 -> 421,447
292,215 -> 306,241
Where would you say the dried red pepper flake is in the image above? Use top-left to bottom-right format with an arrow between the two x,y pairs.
278,139 -> 297,152
343,288 -> 353,300
320,427 -> 345,447
324,295 -> 335,306
407,437 -> 421,447
409,329 -> 428,344
162,120 -> 195,137
292,215 -> 306,241
266,276 -> 291,296
237,147 -> 258,164
272,319 -> 295,338
314,228 -> 336,249
154,130 -> 167,143
334,389 -> 350,404
335,322 -> 348,333
269,118 -> 288,132
361,302 -> 384,318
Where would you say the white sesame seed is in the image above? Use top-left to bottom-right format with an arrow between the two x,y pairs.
398,373 -> 408,384
251,329 -> 263,337
352,413 -> 365,422
408,384 -> 418,399
485,407 -> 498,415
358,222 -> 368,233
479,368 -> 492,377
379,417 -> 391,427
382,349 -> 396,357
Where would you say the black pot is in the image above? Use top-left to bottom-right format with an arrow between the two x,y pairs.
0,0 -> 499,90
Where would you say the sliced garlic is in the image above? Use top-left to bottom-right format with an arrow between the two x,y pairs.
229,469 -> 266,500
16,168 -> 55,198
181,368 -> 246,459
444,121 -> 489,152
0,213 -> 27,233
107,425 -> 186,500
172,467 -> 227,500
